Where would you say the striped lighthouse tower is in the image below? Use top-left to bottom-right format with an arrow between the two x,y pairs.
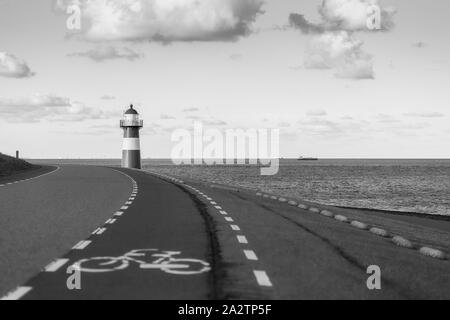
120,104 -> 143,169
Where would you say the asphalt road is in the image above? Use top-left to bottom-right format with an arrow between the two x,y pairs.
0,165 -> 131,298
1,165 -> 449,299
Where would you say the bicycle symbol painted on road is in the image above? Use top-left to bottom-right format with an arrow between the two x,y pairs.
74,249 -> 211,275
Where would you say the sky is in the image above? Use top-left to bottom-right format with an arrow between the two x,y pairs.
0,0 -> 449,159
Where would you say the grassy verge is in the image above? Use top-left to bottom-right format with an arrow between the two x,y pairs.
0,153 -> 36,177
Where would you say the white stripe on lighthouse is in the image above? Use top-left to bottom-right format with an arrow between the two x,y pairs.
122,138 -> 140,150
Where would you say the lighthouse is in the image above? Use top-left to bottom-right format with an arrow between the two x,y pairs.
120,104 -> 143,169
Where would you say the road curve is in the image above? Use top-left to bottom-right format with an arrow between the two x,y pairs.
0,165 -> 131,297
2,166 -> 449,300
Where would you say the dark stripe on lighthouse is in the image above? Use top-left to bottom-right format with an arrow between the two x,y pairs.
122,150 -> 141,169
123,128 -> 140,138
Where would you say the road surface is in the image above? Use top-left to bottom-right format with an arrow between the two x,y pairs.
1,165 -> 449,299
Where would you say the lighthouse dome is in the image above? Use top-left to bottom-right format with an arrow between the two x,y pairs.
125,104 -> 138,115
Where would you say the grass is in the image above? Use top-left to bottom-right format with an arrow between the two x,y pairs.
0,153 -> 35,177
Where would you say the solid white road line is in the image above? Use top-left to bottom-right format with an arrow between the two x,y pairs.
45,259 -> 69,272
237,235 -> 248,244
219,210 -> 228,215
1,286 -> 32,300
73,240 -> 91,250
230,225 -> 241,231
225,217 -> 234,222
244,250 -> 258,261
253,271 -> 273,287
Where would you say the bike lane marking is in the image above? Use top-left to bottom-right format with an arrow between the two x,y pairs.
0,168 -> 140,300
140,177 -> 275,290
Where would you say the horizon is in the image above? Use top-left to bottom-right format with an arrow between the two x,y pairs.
1,0 -> 449,159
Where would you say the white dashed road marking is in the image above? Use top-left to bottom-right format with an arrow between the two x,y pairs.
244,250 -> 258,261
93,227 -> 107,235
1,287 -> 32,300
237,235 -> 248,244
254,271 -> 273,287
114,211 -> 124,216
106,219 -> 117,224
73,240 -> 91,250
179,183 -> 274,290
45,259 -> 69,272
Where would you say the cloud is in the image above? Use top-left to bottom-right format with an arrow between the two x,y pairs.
0,52 -> 35,78
319,0 -> 396,32
0,94 -> 113,122
277,121 -> 291,127
306,109 -> 328,117
100,95 -> 116,100
56,0 -> 264,42
289,14 -> 324,34
290,0 -> 396,80
229,53 -> 243,61
297,118 -> 345,136
375,113 -> 399,123
296,116 -> 366,138
290,1 -> 395,33
203,119 -> 227,126
182,107 -> 200,112
304,31 -> 374,79
67,46 -> 143,62
184,114 -> 227,126
160,114 -> 176,120
412,41 -> 426,48
404,112 -> 445,118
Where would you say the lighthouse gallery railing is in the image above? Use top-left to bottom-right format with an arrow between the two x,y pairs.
120,120 -> 143,127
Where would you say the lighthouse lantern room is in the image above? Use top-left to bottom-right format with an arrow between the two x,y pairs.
120,104 -> 143,169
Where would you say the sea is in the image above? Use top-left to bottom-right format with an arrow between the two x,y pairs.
32,159 -> 450,216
